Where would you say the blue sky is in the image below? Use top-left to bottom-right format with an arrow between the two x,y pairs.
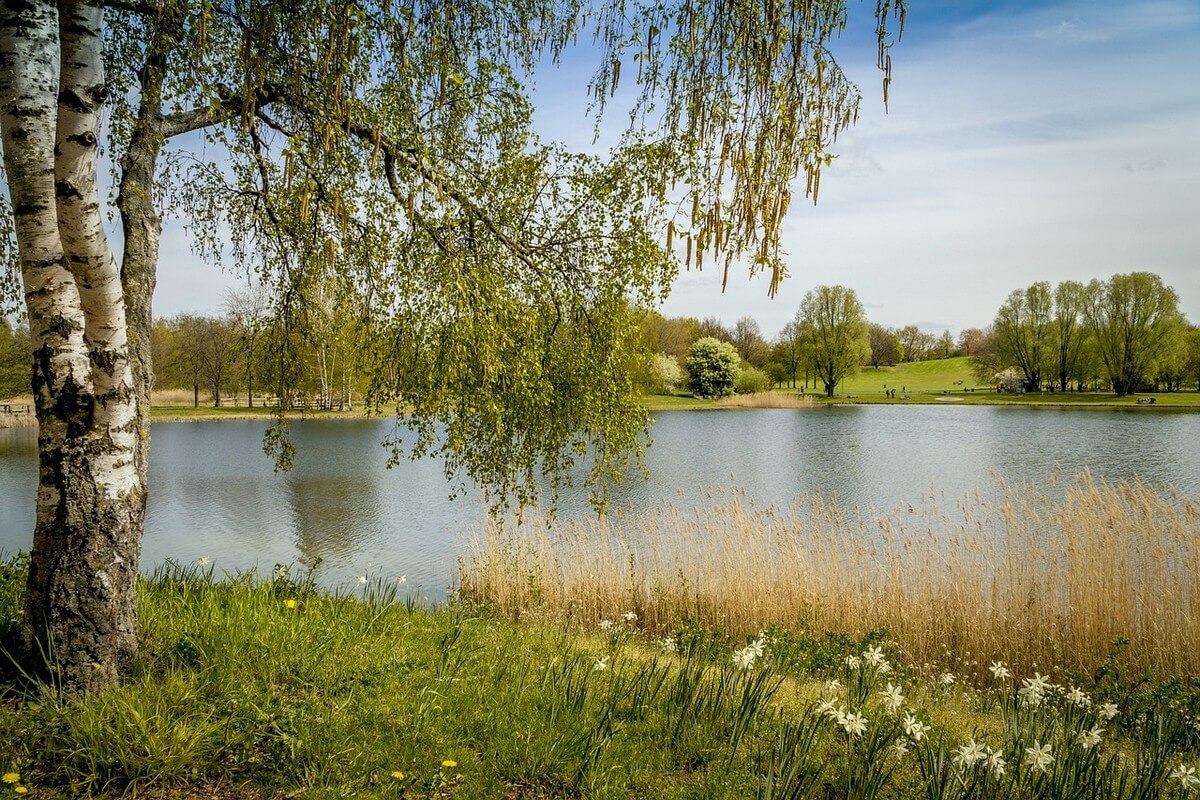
152,0 -> 1200,339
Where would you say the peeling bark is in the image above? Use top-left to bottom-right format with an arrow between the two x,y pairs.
1,0 -> 144,692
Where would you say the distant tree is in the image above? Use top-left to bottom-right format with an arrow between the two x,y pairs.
957,328 -> 989,357
934,330 -> 956,359
734,366 -> 772,394
867,323 -> 903,368
967,327 -> 1001,385
225,286 -> 272,408
1050,281 -> 1087,391
992,282 -> 1053,391
797,285 -> 870,397
174,315 -> 241,408
651,353 -> 684,394
1186,328 -> 1200,391
1082,273 -> 1186,396
731,316 -> 770,368
685,337 -> 740,399
897,325 -> 935,362
696,316 -> 734,344
770,321 -> 806,387
639,312 -> 700,360
0,317 -> 32,398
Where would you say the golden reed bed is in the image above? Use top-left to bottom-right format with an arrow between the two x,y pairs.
458,473 -> 1200,677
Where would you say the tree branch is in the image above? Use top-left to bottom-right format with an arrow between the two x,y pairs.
160,84 -> 284,139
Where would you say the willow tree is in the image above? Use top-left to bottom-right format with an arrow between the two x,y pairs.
992,282 -> 1053,391
0,0 -> 904,691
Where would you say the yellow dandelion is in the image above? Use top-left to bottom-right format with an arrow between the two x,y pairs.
441,760 -> 457,768
390,771 -> 405,779
2,773 -> 18,784
283,599 -> 297,609
15,788 -> 28,795
90,662 -> 102,670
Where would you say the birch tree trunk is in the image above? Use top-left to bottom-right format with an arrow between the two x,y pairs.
1,0 -> 144,692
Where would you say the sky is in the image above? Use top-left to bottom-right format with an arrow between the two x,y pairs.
148,0 -> 1200,340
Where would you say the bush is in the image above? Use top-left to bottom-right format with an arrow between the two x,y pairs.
734,366 -> 771,394
651,354 -> 684,394
685,337 -> 739,399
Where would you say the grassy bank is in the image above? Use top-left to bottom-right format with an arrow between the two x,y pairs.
642,358 -> 1200,411
460,474 -> 1200,679
2,561 -> 1199,799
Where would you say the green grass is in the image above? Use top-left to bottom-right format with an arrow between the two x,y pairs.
1,560 -> 1198,798
642,358 -> 1200,410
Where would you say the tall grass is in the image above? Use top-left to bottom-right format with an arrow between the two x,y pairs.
458,473 -> 1200,677
717,391 -> 817,409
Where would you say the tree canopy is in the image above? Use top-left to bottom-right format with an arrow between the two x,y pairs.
797,284 -> 869,397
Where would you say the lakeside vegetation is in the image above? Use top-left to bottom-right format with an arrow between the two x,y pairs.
2,559 -> 1199,799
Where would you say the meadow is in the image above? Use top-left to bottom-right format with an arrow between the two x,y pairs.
2,558 -> 1199,799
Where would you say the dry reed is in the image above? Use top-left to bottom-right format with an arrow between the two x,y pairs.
715,391 -> 817,409
458,473 -> 1200,678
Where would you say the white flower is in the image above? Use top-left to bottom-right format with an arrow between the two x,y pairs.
826,679 -> 843,691
593,656 -> 609,672
1075,727 -> 1104,750
845,655 -> 861,670
1025,741 -> 1054,773
903,712 -> 930,742
989,661 -> 1010,680
395,575 -> 407,584
274,564 -> 289,578
892,738 -> 910,757
1018,673 -> 1051,707
196,557 -> 209,566
622,611 -> 638,623
878,661 -> 893,675
733,646 -> 757,670
952,739 -> 986,768
985,747 -> 1007,777
598,619 -> 614,632
1098,702 -> 1119,721
1067,686 -> 1091,707
1169,763 -> 1200,790
357,575 -> 367,585
816,699 -> 839,719
880,683 -> 905,713
940,672 -> 957,687
840,711 -> 868,737
863,645 -> 886,667
662,636 -> 677,654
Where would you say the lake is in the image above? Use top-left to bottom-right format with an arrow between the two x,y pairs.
2,406 -> 1198,596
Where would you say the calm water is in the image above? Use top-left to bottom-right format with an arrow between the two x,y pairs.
2,407 -> 1198,596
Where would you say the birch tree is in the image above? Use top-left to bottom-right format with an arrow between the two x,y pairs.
0,0 -> 904,691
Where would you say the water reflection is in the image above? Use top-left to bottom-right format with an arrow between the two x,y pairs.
1,408 -> 1198,597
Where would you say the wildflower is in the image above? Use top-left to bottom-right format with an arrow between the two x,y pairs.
903,712 -> 930,742
2,774 -> 18,784
441,760 -> 457,769
840,711 -> 868,737
816,699 -> 839,719
732,646 -> 757,670
845,655 -> 861,670
1169,764 -> 1200,790
878,661 -> 893,675
952,739 -> 986,768
283,599 -> 297,609
880,683 -> 905,713
989,661 -> 1010,680
1025,741 -> 1054,773
357,575 -> 367,585
940,672 -> 956,687
390,771 -> 405,779
1076,727 -> 1103,750
197,557 -> 209,566
274,564 -> 288,578
593,656 -> 609,672
15,788 -> 27,796
662,636 -> 677,654
750,633 -> 768,657
863,645 -> 886,667
1066,686 -> 1091,707
622,611 -> 637,623
1019,673 -> 1051,707
985,747 -> 1007,777
825,679 -> 843,691
892,738 -> 910,757
598,619 -> 614,632
396,575 -> 407,584
1098,702 -> 1119,721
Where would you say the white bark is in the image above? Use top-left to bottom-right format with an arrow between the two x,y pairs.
56,0 -> 139,499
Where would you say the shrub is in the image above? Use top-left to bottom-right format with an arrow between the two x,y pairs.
734,366 -> 771,394
685,337 -> 739,399
651,354 -> 684,394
